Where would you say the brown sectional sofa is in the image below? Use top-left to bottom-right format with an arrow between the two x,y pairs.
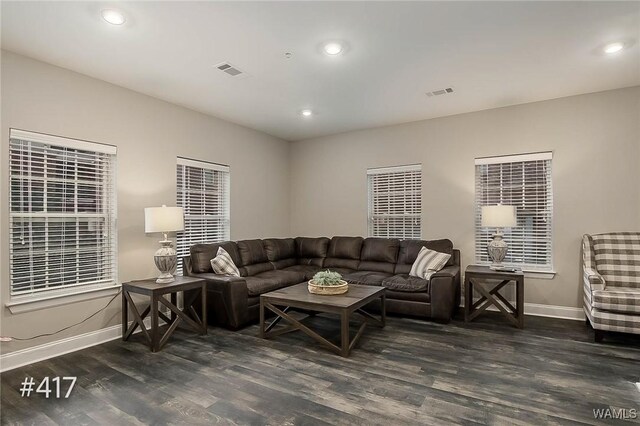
183,236 -> 461,329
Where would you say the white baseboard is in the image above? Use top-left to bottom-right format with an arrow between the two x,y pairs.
463,296 -> 584,321
523,302 -> 584,320
0,317 -> 158,373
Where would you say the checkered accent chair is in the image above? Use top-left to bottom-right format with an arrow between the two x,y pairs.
583,233 -> 640,339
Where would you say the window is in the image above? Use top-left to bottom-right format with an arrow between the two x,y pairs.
9,129 -> 117,300
176,157 -> 230,273
474,152 -> 553,271
367,164 -> 422,239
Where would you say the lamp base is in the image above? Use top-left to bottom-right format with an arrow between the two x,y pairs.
154,239 -> 177,284
487,231 -> 508,269
156,272 -> 175,284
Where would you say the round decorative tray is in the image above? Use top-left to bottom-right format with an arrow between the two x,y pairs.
308,279 -> 349,295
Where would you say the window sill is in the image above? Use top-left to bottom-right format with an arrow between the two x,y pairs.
523,270 -> 556,280
5,284 -> 121,314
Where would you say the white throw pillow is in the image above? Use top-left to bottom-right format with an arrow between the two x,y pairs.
409,247 -> 451,280
210,247 -> 240,277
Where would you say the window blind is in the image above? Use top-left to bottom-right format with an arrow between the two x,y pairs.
367,164 -> 422,240
9,129 -> 117,299
474,152 -> 553,271
176,157 -> 230,274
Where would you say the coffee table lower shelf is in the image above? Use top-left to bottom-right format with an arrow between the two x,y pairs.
259,283 -> 386,357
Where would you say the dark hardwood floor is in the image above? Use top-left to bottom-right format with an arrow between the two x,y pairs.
1,312 -> 639,425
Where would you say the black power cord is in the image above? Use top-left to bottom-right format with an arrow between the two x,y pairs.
1,289 -> 122,341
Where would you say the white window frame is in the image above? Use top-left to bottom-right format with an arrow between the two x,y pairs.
474,152 -> 554,275
7,129 -> 118,306
176,157 -> 230,274
367,164 -> 422,240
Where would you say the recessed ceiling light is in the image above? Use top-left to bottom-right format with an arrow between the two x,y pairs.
301,109 -> 313,117
101,9 -> 126,25
323,42 -> 343,56
603,42 -> 624,54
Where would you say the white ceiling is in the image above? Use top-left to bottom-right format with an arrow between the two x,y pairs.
2,1 -> 639,141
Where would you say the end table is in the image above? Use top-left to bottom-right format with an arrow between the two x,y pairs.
464,265 -> 525,328
122,276 -> 207,352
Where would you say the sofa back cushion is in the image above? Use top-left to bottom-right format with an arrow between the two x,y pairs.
327,236 -> 363,259
395,239 -> 454,274
263,238 -> 297,270
295,237 -> 329,267
590,232 -> 640,288
190,242 -> 241,273
264,238 -> 296,261
237,239 -> 274,276
324,236 -> 363,270
358,238 -> 400,273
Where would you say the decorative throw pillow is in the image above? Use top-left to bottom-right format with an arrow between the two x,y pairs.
210,247 -> 240,277
409,246 -> 451,280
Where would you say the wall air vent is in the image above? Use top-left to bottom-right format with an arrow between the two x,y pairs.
426,87 -> 454,97
214,62 -> 249,78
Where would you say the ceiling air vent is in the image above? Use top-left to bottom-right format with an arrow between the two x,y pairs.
214,62 -> 248,78
426,87 -> 454,97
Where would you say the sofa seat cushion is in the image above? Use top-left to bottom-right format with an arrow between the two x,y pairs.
385,290 -> 430,303
382,274 -> 430,293
244,277 -> 282,296
593,287 -> 640,314
245,270 -> 306,296
272,258 -> 297,270
283,265 -> 322,281
342,271 -> 393,286
323,267 -> 356,276
324,257 -> 359,270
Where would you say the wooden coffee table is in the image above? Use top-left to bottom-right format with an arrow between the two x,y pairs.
259,283 -> 386,357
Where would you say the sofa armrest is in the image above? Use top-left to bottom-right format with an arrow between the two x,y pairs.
583,267 -> 605,306
584,268 -> 605,286
582,234 -> 605,301
189,272 -> 249,329
429,265 -> 461,322
432,265 -> 460,279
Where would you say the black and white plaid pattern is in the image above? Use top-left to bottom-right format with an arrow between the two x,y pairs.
592,287 -> 640,314
582,235 -> 605,305
583,232 -> 640,335
590,232 -> 640,289
210,247 -> 240,277
409,247 -> 451,280
585,303 -> 640,334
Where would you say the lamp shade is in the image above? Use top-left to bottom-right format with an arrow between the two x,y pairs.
481,205 -> 517,228
144,206 -> 184,233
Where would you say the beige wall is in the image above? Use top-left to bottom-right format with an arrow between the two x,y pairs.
0,51 -> 291,354
290,86 -> 640,309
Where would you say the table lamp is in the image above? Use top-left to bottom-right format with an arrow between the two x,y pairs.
481,204 -> 517,270
145,205 -> 184,283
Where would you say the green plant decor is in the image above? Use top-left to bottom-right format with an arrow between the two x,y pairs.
311,270 -> 344,286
